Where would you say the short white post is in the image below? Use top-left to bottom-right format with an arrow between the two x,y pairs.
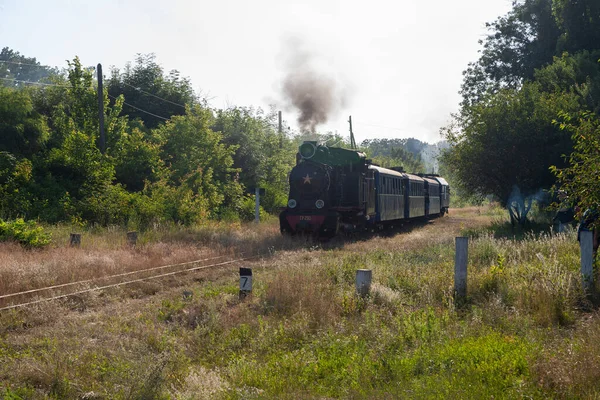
581,230 -> 594,292
255,187 -> 260,223
356,269 -> 372,297
454,237 -> 468,301
239,267 -> 253,300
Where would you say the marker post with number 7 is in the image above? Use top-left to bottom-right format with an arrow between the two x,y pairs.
239,267 -> 253,299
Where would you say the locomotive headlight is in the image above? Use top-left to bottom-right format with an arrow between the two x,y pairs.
288,199 -> 297,208
315,199 -> 325,209
299,142 -> 316,159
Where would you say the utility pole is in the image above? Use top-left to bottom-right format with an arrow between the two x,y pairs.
348,115 -> 356,149
278,110 -> 283,148
97,63 -> 106,154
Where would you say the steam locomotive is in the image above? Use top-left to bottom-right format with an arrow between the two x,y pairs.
279,141 -> 450,237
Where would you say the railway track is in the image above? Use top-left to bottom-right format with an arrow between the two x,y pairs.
0,254 -> 260,312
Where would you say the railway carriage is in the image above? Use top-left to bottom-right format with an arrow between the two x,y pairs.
280,141 -> 450,237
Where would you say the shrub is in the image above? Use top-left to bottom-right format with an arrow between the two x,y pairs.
0,218 -> 51,248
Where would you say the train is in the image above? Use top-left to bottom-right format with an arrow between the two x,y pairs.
279,141 -> 450,237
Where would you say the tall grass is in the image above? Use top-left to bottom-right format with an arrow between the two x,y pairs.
2,207 -> 600,398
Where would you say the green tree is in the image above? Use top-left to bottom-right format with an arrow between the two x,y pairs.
0,47 -> 59,86
156,105 -> 242,217
552,0 -> 600,53
107,54 -> 196,129
0,152 -> 32,218
442,82 -> 579,223
112,127 -> 164,192
213,106 -> 296,212
0,86 -> 49,157
460,0 -> 561,108
551,112 -> 600,220
27,57 -> 127,223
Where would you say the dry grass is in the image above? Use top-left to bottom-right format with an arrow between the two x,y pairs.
533,313 -> 600,397
0,220 -> 302,309
4,205 -> 600,398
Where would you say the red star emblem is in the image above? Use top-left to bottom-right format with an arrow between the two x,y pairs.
303,174 -> 312,184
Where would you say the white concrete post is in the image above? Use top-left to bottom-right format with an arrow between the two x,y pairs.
356,269 -> 372,297
454,237 -> 468,300
580,230 -> 594,292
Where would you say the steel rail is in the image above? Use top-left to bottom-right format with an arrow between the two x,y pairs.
0,255 -> 259,312
0,255 -> 228,300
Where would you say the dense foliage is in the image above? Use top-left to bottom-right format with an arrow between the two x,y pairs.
0,218 -> 51,248
442,0 -> 600,223
0,54 -> 297,227
551,112 -> 600,221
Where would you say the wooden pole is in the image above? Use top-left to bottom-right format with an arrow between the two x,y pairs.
97,63 -> 105,154
454,237 -> 468,301
348,115 -> 356,149
278,110 -> 283,148
127,231 -> 138,247
581,230 -> 594,292
69,233 -> 81,247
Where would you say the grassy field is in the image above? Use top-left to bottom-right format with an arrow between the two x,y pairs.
2,206 -> 600,399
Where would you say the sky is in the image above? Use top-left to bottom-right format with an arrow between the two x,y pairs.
0,0 -> 513,144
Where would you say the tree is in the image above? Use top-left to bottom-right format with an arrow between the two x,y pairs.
0,86 -> 49,157
213,106 -> 296,211
27,57 -> 126,223
107,54 -> 196,129
0,47 -> 59,86
552,0 -> 600,54
442,82 -> 579,224
448,0 -> 600,223
460,0 -> 561,108
551,112 -> 600,221
156,105 -> 242,217
112,127 -> 164,192
0,152 -> 32,218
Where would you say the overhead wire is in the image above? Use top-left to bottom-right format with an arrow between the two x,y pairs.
0,77 -> 69,87
353,121 -> 413,132
0,59 -> 58,68
1,59 -> 189,110
1,76 -> 171,121
108,93 -> 169,120
120,81 -> 187,109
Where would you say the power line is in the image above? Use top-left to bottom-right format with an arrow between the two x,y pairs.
120,81 -> 187,109
353,121 -> 412,132
0,60 -> 57,68
0,77 -> 69,87
1,77 -> 170,121
2,60 -> 190,110
108,93 -> 169,121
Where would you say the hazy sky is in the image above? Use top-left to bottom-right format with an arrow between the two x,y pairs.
0,0 -> 513,143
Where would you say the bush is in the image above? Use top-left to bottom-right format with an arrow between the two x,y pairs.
240,195 -> 268,222
0,218 -> 51,248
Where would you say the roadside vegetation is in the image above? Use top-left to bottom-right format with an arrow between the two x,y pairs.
2,205 -> 600,398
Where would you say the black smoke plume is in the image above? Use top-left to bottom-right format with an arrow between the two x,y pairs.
280,38 -> 348,134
